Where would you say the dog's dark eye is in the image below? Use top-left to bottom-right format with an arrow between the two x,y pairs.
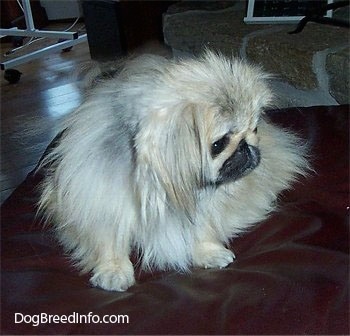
253,127 -> 258,134
211,135 -> 230,157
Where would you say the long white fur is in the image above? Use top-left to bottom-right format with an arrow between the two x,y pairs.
37,50 -> 309,291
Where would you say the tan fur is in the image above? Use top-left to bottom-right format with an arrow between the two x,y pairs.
37,51 -> 309,291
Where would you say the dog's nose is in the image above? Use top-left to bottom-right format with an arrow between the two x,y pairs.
217,138 -> 260,186
236,139 -> 249,154
235,139 -> 260,169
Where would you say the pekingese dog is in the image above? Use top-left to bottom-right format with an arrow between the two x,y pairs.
38,50 -> 309,291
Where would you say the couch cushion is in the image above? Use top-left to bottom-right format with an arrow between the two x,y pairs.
1,105 -> 349,335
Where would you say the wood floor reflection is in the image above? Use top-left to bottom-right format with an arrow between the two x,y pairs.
1,32 -> 91,203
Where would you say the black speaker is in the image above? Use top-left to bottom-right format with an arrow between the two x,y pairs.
82,0 -> 126,61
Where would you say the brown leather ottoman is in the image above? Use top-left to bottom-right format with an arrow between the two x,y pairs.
1,105 -> 349,335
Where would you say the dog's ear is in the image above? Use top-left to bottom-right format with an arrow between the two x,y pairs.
134,103 -> 204,220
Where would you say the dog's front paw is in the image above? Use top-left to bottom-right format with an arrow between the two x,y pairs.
90,260 -> 135,291
192,242 -> 235,269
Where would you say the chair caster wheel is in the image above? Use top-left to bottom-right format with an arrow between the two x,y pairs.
57,39 -> 73,52
4,69 -> 22,84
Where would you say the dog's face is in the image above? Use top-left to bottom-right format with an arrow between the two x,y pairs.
134,52 -> 272,213
206,109 -> 261,186
180,103 -> 262,189
135,103 -> 264,214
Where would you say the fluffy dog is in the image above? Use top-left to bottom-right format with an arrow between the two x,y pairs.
38,50 -> 309,291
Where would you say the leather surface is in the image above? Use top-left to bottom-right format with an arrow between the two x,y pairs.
1,105 -> 349,335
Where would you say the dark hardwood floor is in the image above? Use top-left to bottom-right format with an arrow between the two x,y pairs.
1,26 -> 91,203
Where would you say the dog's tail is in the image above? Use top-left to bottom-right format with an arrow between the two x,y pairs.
76,41 -> 172,91
75,58 -> 127,91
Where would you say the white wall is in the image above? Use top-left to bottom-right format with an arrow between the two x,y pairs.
40,0 -> 83,20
